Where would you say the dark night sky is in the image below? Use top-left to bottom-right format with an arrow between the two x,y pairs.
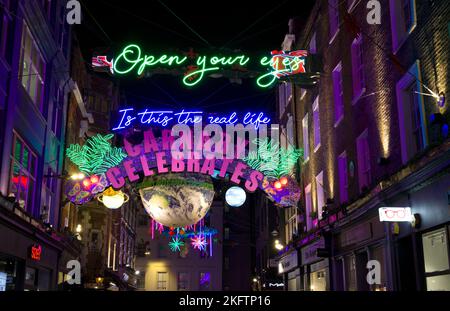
75,0 -> 315,115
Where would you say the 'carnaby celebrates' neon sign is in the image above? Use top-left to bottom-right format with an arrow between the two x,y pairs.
93,44 -> 310,88
112,108 -> 271,131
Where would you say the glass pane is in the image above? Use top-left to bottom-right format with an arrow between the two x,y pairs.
22,147 -> 29,170
426,274 -> 450,291
199,272 -> 210,290
310,269 -> 327,291
14,138 -> 22,163
422,228 -> 449,273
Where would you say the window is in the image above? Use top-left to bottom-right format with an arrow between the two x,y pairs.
333,62 -> 344,124
338,152 -> 348,203
328,0 -> 340,43
313,97 -> 321,151
302,114 -> 310,160
177,272 -> 189,290
285,206 -> 297,243
345,254 -> 357,291
0,0 -> 11,58
19,22 -> 45,108
396,61 -> 426,164
9,133 -> 37,213
157,272 -> 167,290
199,272 -> 211,290
422,227 -> 450,291
287,113 -> 294,145
309,32 -> 317,54
356,129 -> 371,191
351,35 -> 365,101
389,0 -> 417,52
305,184 -> 312,231
316,172 -> 324,220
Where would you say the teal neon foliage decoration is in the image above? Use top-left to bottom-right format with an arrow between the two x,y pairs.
66,134 -> 127,175
168,237 -> 185,252
244,138 -> 303,179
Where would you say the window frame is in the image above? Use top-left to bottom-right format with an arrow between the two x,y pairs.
328,0 -> 340,44
351,34 -> 366,104
356,129 -> 371,192
302,113 -> 310,162
313,96 -> 321,152
333,62 -> 344,126
9,132 -> 37,214
19,21 -> 46,109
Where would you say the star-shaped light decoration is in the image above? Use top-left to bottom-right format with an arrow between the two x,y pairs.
191,235 -> 207,251
168,237 -> 185,252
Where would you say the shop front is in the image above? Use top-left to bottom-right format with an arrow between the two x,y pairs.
300,237 -> 330,291
277,250 -> 299,291
389,169 -> 450,291
332,212 -> 388,291
0,198 -> 61,291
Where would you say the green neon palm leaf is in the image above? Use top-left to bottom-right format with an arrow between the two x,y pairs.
66,134 -> 127,175
244,138 -> 303,179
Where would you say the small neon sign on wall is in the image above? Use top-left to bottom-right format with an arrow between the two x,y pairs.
378,207 -> 412,222
30,244 -> 42,261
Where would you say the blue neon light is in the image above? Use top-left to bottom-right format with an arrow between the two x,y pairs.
112,108 -> 271,131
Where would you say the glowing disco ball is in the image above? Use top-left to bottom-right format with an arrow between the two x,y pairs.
138,173 -> 215,227
225,186 -> 246,207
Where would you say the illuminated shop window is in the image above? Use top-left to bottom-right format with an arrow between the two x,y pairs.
422,227 -> 450,291
19,22 -> 46,108
9,133 -> 37,213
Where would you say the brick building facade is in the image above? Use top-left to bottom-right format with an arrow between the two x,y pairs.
275,0 -> 449,291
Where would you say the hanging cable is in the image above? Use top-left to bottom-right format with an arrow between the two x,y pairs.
156,0 -> 211,47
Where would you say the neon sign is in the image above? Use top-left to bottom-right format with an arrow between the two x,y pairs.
30,244 -> 42,261
112,108 -> 271,131
93,44 -> 315,88
378,207 -> 413,222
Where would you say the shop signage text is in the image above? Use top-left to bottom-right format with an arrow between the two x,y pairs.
378,207 -> 412,222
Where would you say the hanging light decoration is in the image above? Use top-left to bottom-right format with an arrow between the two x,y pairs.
97,187 -> 129,209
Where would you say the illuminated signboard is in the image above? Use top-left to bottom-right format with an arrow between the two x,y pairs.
92,45 -> 321,88
378,207 -> 412,222
30,244 -> 42,261
112,109 -> 271,131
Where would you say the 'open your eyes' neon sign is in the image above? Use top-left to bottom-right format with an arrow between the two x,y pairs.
92,45 -> 308,88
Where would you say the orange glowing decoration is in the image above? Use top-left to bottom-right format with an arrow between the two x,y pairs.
274,181 -> 282,190
90,175 -> 99,184
82,178 -> 92,189
280,177 -> 288,185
